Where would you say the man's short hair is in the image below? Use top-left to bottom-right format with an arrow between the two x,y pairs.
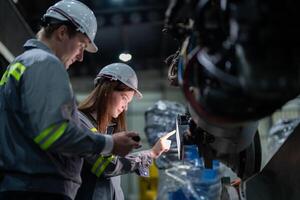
39,17 -> 78,38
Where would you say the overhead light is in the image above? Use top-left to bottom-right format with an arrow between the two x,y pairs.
119,53 -> 132,62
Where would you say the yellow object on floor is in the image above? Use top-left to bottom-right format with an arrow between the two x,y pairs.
139,163 -> 158,200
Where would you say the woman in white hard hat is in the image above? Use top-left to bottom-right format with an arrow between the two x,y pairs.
75,63 -> 172,200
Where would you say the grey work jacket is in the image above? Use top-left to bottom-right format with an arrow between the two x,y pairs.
0,39 -> 110,200
75,111 -> 152,200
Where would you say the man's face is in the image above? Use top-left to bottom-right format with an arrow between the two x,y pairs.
60,31 -> 90,69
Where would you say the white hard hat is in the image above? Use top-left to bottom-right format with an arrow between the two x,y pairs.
94,63 -> 143,99
43,0 -> 98,53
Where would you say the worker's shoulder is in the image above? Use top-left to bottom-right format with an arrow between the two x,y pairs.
78,111 -> 91,124
78,111 -> 96,130
17,48 -> 63,70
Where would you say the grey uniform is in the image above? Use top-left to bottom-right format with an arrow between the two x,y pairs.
0,39 -> 111,200
75,111 -> 152,200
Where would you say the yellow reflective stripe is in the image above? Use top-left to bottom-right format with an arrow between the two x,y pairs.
91,155 -> 104,174
34,122 -> 68,150
0,70 -> 8,86
95,156 -> 115,177
10,70 -> 22,82
90,128 -> 97,132
9,62 -> 26,81
40,122 -> 68,150
34,124 -> 57,144
89,126 -> 114,177
0,62 -> 27,86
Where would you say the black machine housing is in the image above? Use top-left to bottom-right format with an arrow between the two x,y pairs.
164,0 -> 300,183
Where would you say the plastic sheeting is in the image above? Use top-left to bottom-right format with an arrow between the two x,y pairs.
267,118 -> 300,161
144,100 -> 187,146
144,100 -> 223,200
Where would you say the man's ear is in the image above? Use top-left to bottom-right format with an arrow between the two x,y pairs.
55,25 -> 68,41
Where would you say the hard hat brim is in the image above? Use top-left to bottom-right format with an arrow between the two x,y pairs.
119,79 -> 142,100
86,41 -> 98,53
134,90 -> 143,100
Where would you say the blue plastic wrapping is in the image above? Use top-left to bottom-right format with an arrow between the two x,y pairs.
144,100 -> 187,147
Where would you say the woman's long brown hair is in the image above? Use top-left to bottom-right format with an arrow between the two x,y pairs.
78,77 -> 133,133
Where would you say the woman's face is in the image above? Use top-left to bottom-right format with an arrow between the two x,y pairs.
109,90 -> 135,118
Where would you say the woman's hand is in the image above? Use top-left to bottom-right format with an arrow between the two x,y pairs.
150,130 -> 175,159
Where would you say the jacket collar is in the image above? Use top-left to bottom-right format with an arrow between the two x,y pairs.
23,39 -> 54,55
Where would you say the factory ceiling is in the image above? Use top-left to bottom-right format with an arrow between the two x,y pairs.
11,0 -> 178,77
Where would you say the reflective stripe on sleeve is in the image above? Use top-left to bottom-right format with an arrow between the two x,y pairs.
90,127 -> 97,133
91,155 -> 115,177
0,70 -> 8,86
91,155 -> 104,174
0,62 -> 27,86
9,62 -> 26,81
34,122 -> 68,150
89,127 -> 115,177
95,156 -> 115,177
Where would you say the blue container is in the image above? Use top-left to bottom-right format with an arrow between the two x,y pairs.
184,145 -> 203,167
168,146 -> 221,200
168,189 -> 188,200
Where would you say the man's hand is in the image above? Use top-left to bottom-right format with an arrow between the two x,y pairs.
111,131 -> 141,157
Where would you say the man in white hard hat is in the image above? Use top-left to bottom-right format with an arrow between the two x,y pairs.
0,1 -> 140,199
